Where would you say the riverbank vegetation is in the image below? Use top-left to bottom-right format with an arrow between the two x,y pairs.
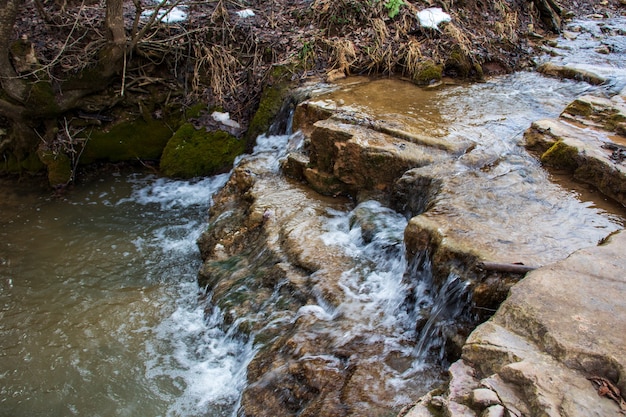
0,0 -> 621,187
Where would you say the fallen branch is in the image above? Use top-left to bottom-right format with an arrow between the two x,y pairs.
477,261 -> 537,274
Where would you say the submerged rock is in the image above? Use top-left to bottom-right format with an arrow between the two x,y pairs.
537,62 -> 607,85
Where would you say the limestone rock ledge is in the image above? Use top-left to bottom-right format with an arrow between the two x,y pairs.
402,230 -> 626,417
284,79 -> 625,416
524,89 -> 626,206
289,81 -> 621,317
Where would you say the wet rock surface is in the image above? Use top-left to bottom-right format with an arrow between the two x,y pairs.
198,134 -> 447,416
291,77 -> 623,310
524,90 -> 626,206
405,230 -> 626,417
198,15 -> 626,417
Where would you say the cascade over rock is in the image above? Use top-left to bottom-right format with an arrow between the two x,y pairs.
288,79 -> 621,312
404,230 -> 626,417
199,72 -> 625,416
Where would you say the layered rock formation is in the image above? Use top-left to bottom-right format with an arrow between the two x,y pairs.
283,77 -> 626,416
400,54 -> 626,417
403,230 -> 626,417
525,89 -> 626,206
198,67 -> 626,416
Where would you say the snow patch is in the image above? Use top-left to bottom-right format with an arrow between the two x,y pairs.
141,6 -> 187,24
417,7 -> 451,31
211,111 -> 241,129
236,9 -> 255,18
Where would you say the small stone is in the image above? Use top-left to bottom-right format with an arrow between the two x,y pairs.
596,46 -> 610,54
472,388 -> 500,408
430,395 -> 445,408
448,400 -> 477,417
562,30 -> 579,40
481,404 -> 505,417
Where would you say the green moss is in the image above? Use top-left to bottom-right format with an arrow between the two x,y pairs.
79,118 -> 174,164
541,140 -> 579,171
245,67 -> 293,144
563,99 -> 593,117
26,82 -> 60,117
411,60 -> 443,85
37,149 -> 72,187
160,123 -> 245,178
445,47 -> 473,78
1,151 -> 44,174
20,152 -> 45,172
184,103 -> 206,119
605,112 -> 626,132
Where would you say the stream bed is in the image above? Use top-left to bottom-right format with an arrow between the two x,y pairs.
1,16 -> 626,417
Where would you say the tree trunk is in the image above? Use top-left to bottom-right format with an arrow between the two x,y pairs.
533,0 -> 562,33
106,0 -> 126,46
0,0 -> 28,104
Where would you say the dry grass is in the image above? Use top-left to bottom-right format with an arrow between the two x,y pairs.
327,38 -> 357,74
443,22 -> 473,57
193,44 -> 239,102
402,38 -> 423,78
495,11 -> 519,42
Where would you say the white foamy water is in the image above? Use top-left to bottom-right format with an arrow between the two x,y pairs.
320,200 -> 410,328
145,293 -> 255,417
320,203 -> 419,353
0,172 -> 253,417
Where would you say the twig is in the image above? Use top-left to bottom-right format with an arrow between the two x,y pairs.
121,50 -> 127,96
477,261 -> 537,274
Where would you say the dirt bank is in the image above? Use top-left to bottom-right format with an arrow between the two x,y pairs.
2,0 -> 623,185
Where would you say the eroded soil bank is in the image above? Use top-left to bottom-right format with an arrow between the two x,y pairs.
2,0 -> 623,187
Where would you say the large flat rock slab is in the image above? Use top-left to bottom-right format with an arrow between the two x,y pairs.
403,230 -> 626,417
291,76 -> 624,316
463,232 -> 626,416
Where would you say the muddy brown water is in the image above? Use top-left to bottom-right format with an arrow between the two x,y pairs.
1,17 -> 626,417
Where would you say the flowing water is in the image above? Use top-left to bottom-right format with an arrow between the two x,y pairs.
1,16 -> 626,417
0,173 -> 255,417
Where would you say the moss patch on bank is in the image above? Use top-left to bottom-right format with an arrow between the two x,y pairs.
79,118 -> 174,164
160,123 -> 246,179
245,66 -> 294,144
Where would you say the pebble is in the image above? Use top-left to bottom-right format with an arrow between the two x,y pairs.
481,404 -> 505,417
472,388 -> 500,408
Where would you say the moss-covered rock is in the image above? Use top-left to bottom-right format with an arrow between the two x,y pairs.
37,149 -> 72,187
160,123 -> 245,179
79,118 -> 174,164
1,151 -> 44,173
445,47 -> 473,78
540,139 -> 579,171
245,66 -> 293,144
411,60 -> 443,85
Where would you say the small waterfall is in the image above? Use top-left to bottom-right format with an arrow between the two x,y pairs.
403,250 -> 472,363
413,273 -> 470,361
